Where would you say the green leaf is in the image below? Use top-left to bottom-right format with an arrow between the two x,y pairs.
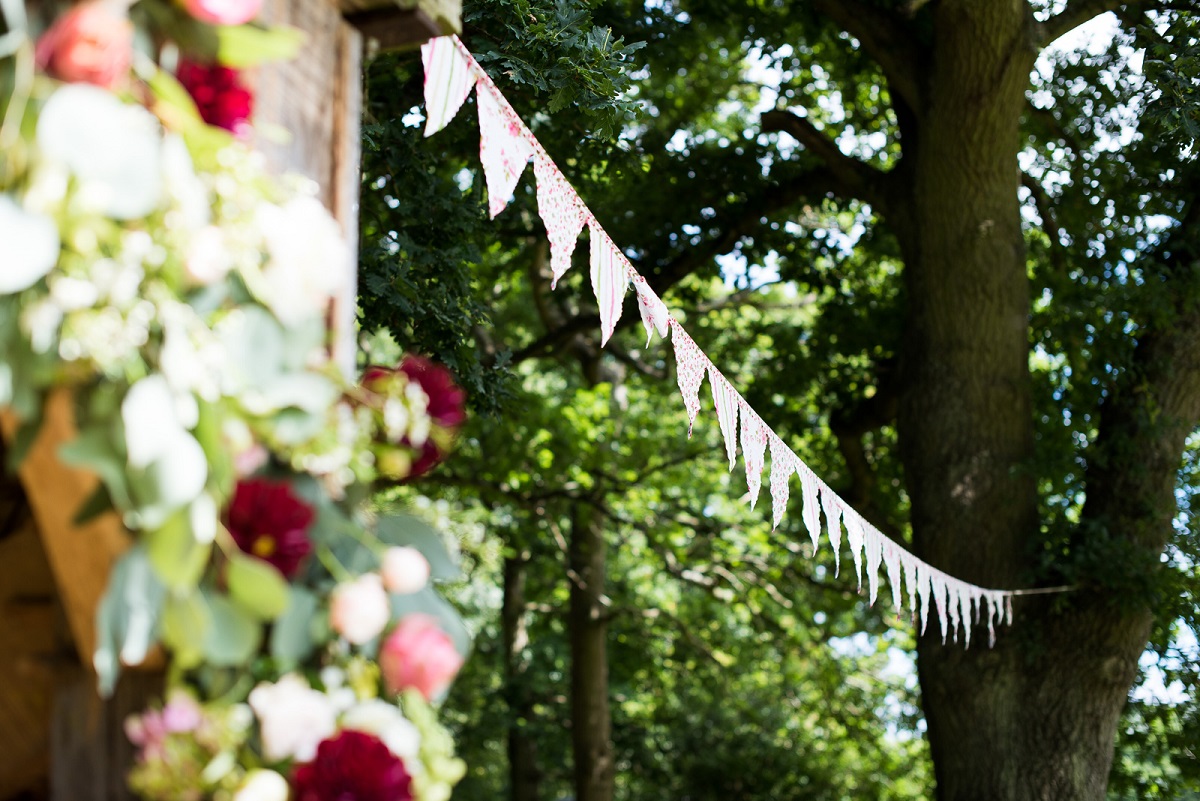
144,511 -> 211,592
57,426 -> 132,510
376,514 -> 460,580
202,592 -> 262,666
93,545 -> 166,696
160,593 -> 211,670
269,586 -> 320,667
227,552 -> 290,620
72,483 -> 114,526
144,64 -> 204,132
215,24 -> 306,69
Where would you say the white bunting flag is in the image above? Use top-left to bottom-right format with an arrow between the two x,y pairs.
477,86 -> 534,218
671,327 -> 705,435
843,509 -> 866,588
534,156 -> 587,287
820,485 -> 843,576
903,554 -> 918,617
916,563 -> 932,635
799,466 -> 821,554
948,584 -> 963,644
768,435 -> 794,530
932,572 -> 949,643
740,405 -> 767,508
588,223 -> 629,346
710,369 -> 739,471
882,540 -> 903,610
865,528 -> 882,606
632,275 -> 670,345
421,37 -> 477,137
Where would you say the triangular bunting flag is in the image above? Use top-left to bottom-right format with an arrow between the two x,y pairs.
740,405 -> 767,509
671,327 -> 705,435
865,527 -> 882,606
916,563 -> 932,636
820,485 -> 843,576
948,583 -> 963,645
421,36 -> 477,137
588,223 -> 629,346
932,572 -> 949,643
632,275 -> 670,345
799,465 -> 821,554
477,85 -> 534,218
903,554 -> 918,616
768,435 -> 794,530
843,510 -> 866,589
882,540 -> 903,610
709,369 -> 739,471
534,156 -> 587,287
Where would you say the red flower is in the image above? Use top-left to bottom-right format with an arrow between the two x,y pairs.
292,730 -> 414,801
176,59 -> 253,135
225,479 -> 313,579
361,355 -> 466,479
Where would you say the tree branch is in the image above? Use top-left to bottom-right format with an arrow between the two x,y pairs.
1039,0 -> 1151,48
760,109 -> 891,212
808,0 -> 923,111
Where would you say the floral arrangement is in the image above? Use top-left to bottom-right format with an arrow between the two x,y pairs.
0,0 -> 470,798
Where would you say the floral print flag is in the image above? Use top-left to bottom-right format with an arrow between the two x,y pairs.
476,85 -> 534,219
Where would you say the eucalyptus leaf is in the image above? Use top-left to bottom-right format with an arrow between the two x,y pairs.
227,553 -> 290,620
160,592 -> 211,669
144,510 -> 211,592
202,592 -> 262,667
93,545 -> 166,696
58,426 -> 132,509
269,586 -> 319,667
376,514 -> 460,580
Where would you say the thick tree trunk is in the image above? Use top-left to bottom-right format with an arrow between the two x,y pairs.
895,4 -> 1152,799
568,504 -> 614,801
502,553 -> 541,801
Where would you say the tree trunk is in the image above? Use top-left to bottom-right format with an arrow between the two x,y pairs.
895,4 -> 1153,799
502,553 -> 541,801
568,503 -> 614,801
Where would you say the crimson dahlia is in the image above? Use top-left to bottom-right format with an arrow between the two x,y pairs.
225,478 -> 313,579
291,730 -> 413,801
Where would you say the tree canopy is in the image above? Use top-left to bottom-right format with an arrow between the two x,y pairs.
358,2 -> 1200,799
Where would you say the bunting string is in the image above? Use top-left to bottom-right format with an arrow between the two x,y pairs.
418,35 -> 1053,646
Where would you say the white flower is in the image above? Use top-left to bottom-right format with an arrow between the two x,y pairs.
381,546 -> 431,595
248,674 -> 337,763
255,196 -> 349,326
341,699 -> 422,760
161,134 -> 210,232
48,275 -> 99,310
0,195 -> 60,294
36,84 -> 162,220
329,574 -> 391,645
20,298 -> 62,353
185,226 -> 233,286
233,769 -> 289,801
121,375 -> 207,514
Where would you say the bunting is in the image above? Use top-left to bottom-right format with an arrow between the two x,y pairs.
418,34 -> 1058,648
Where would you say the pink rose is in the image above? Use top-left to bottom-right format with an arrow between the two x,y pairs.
35,3 -> 133,89
381,546 -> 430,595
181,0 -> 263,26
379,614 -> 463,700
330,574 -> 391,645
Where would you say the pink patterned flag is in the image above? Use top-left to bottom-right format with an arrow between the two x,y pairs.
588,223 -> 629,346
768,435 -> 794,530
709,368 -> 739,471
931,572 -> 949,643
739,404 -> 767,508
843,509 -> 866,589
671,326 -> 705,435
632,274 -> 670,345
916,563 -> 932,636
534,156 -> 587,287
882,540 -> 903,610
477,85 -> 534,218
421,37 -> 477,137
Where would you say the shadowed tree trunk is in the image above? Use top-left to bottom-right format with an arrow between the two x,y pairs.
502,553 -> 542,801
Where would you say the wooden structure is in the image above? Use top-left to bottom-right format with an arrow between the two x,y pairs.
0,0 -> 458,797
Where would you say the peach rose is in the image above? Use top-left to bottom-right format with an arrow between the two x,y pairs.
379,614 -> 463,700
329,574 -> 391,645
381,546 -> 430,595
35,3 -> 132,89
181,0 -> 263,26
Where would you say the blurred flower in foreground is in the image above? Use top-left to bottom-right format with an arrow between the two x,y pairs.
226,478 -> 314,579
176,60 -> 254,136
291,729 -> 414,801
379,614 -> 463,700
35,2 -> 132,89
360,355 -> 465,479
182,0 -> 263,25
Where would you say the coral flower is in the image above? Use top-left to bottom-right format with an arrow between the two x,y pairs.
176,59 -> 254,136
182,0 -> 263,26
35,2 -> 133,89
379,614 -> 463,700
225,478 -> 314,579
291,730 -> 414,801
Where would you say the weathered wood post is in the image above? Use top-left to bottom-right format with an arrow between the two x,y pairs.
0,0 -> 458,797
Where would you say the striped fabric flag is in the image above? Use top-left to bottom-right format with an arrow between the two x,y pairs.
820,485 -> 843,575
588,223 -> 629,345
421,37 -> 477,137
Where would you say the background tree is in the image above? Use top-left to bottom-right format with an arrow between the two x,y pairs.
358,2 -> 1200,800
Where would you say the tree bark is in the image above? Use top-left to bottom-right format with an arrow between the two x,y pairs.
502,553 -> 541,801
892,3 -> 1159,799
568,503 -> 614,801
